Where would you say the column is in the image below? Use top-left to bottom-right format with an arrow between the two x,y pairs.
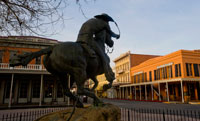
39,74 -> 44,106
151,84 -> 154,101
27,80 -> 32,103
166,82 -> 169,102
126,87 -> 128,99
199,81 -> 200,99
119,88 -> 121,99
8,73 -> 14,108
158,83 -> 161,101
145,85 -> 147,100
199,81 -> 200,100
181,80 -> 184,103
134,86 -> 136,100
0,80 -> 6,104
14,80 -> 19,104
123,87 -> 125,99
124,87 -> 126,99
68,75 -> 70,105
120,87 -> 124,99
139,85 -> 141,100
120,87 -> 122,99
195,82 -> 198,100
130,86 -> 132,99
53,79 -> 57,102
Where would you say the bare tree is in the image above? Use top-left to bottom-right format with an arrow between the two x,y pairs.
0,0 -> 93,36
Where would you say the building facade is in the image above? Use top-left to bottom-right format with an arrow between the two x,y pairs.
113,51 -> 158,99
0,36 -> 70,108
120,50 -> 200,103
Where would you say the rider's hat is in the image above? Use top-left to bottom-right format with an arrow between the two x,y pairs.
94,13 -> 114,22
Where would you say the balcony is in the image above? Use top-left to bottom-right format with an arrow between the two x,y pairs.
0,63 -> 46,72
117,69 -> 124,74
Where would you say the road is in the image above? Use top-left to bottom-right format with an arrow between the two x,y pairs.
102,98 -> 200,111
102,99 -> 200,121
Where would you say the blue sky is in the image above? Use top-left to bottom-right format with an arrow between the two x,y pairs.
50,0 -> 200,67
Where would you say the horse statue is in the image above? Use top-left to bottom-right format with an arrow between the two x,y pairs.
9,30 -> 116,107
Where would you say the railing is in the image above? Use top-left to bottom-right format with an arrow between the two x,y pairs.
121,108 -> 200,121
0,107 -> 200,121
0,107 -> 68,121
0,63 -> 46,71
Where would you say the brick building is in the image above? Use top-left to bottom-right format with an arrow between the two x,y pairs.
0,36 -> 69,108
113,51 -> 159,99
119,50 -> 200,103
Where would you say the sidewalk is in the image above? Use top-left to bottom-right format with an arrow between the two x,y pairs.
0,103 -> 72,110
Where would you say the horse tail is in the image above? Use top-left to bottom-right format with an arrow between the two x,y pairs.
10,46 -> 53,67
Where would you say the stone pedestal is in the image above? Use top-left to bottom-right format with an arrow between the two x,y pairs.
35,104 -> 120,121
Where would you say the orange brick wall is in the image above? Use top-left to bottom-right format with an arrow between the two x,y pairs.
0,46 -> 42,64
130,54 -> 160,67
130,50 -> 200,82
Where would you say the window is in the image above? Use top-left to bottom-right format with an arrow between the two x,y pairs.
169,84 -> 176,95
128,73 -> 130,82
154,65 -> 173,80
57,82 -> 63,98
154,70 -> 156,80
9,50 -> 17,62
19,80 -> 28,98
164,67 -> 167,79
161,68 -> 164,79
193,64 -> 200,77
116,67 -> 118,73
0,50 -> 3,63
133,72 -> 147,83
35,56 -> 41,64
149,71 -> 152,81
169,66 -> 173,78
44,80 -> 54,98
175,64 -> 181,77
5,80 -> 15,98
5,81 -> 10,98
179,64 -> 181,76
139,74 -> 142,83
136,75 -> 139,83
175,64 -> 178,77
134,76 -> 136,83
32,80 -> 40,98
144,72 -> 147,82
186,63 -> 193,76
142,73 -> 144,82
157,69 -> 160,80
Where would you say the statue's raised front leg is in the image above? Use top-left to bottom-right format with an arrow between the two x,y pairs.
74,70 -> 103,106
77,85 -> 103,106
90,77 -> 98,91
59,75 -> 83,108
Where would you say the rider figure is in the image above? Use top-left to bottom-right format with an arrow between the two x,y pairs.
76,13 -> 120,82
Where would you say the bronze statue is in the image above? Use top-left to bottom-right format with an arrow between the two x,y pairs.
10,13 -> 120,107
77,13 -> 119,83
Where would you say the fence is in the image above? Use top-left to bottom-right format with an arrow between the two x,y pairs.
121,108 -> 200,121
0,107 -> 200,121
0,107 -> 68,121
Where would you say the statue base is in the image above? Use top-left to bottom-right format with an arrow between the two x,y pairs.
35,103 -> 121,121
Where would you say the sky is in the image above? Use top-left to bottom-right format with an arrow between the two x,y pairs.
50,0 -> 200,67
